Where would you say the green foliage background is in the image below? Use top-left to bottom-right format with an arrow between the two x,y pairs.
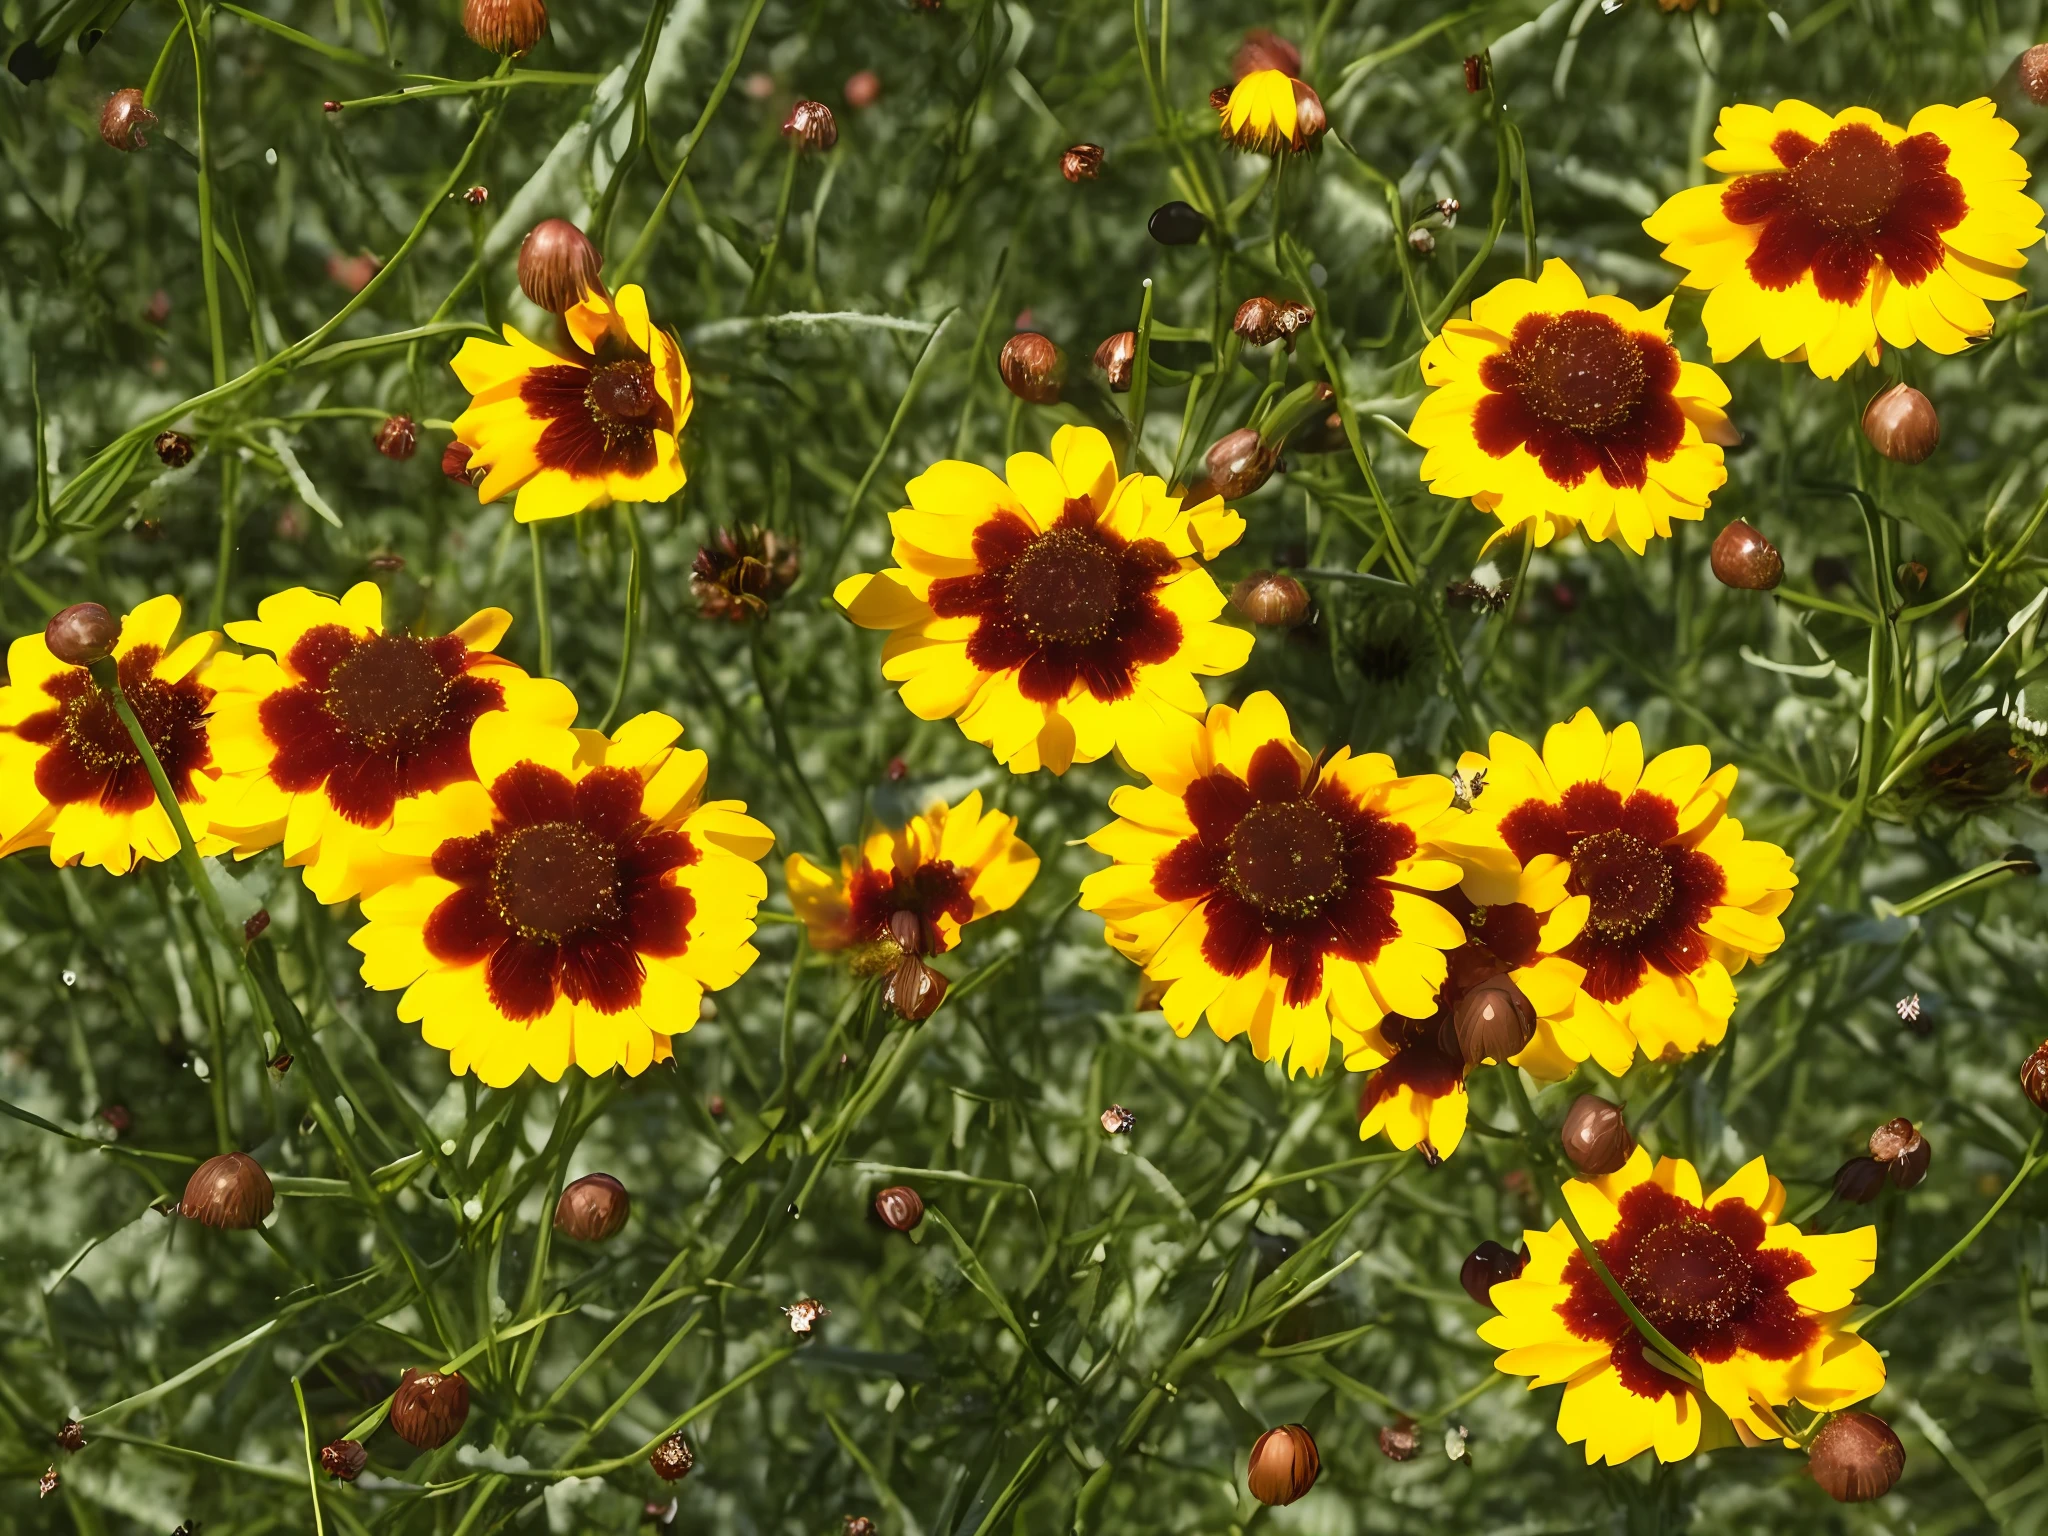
5,0 -> 2048,1532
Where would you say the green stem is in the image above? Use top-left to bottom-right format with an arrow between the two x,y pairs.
1126,277 -> 1156,469
1861,1127 -> 2046,1333
334,70 -> 602,110
175,0 -> 228,387
750,628 -> 834,857
528,520 -> 552,678
822,310 -> 956,588
745,139 -> 803,312
291,1377 -> 326,1536
598,507 -> 645,732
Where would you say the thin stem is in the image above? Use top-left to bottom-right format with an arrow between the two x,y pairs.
528,520 -> 552,678
292,1377 -> 326,1536
598,507 -> 646,733
176,0 -> 228,388
745,139 -> 803,312
1127,277 -> 1156,469
750,628 -> 834,857
334,70 -> 602,110
1861,1127 -> 2046,1333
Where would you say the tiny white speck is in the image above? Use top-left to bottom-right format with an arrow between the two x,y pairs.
61,970 -> 75,986
462,1197 -> 482,1220
265,147 -> 277,166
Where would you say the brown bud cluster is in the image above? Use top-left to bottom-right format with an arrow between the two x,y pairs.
1230,571 -> 1309,629
390,1368 -> 470,1450
1808,1411 -> 1905,1502
650,1432 -> 695,1481
1061,143 -> 1104,182
1246,1423 -> 1320,1506
155,430 -> 195,468
181,1151 -> 275,1230
1454,978 -> 1536,1066
1561,1095 -> 1633,1176
555,1172 -> 631,1242
375,414 -> 418,461
463,0 -> 547,55
1093,331 -> 1135,392
517,219 -> 604,313
873,1185 -> 925,1232
692,526 -> 801,622
1459,1240 -> 1525,1307
1710,519 -> 1783,591
319,1439 -> 367,1481
783,100 -> 838,152
998,332 -> 1065,405
1232,296 -> 1314,349
1868,1118 -> 1931,1189
100,88 -> 156,151
1862,383 -> 1940,464
45,604 -> 121,667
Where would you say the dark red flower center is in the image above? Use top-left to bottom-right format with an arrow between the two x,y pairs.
1518,312 -> 1647,432
846,856 -> 975,954
1571,829 -> 1673,939
1788,126 -> 1902,234
521,333 -> 676,482
928,498 -> 1183,704
589,360 -> 658,425
1225,800 -> 1346,917
1473,310 -> 1685,492
493,822 -> 622,940
12,646 -> 211,814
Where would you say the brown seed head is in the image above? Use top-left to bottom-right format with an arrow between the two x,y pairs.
873,1185 -> 925,1232
1290,81 -> 1328,148
1560,1095 -> 1633,1176
45,603 -> 121,667
843,1519 -> 877,1536
884,954 -> 947,1020
462,0 -> 547,55
1862,383 -> 1940,464
517,219 -> 604,313
783,100 -> 838,152
442,441 -> 481,486
2020,43 -> 2048,105
998,332 -> 1065,405
555,1172 -> 631,1242
100,88 -> 156,151
1377,1418 -> 1420,1461
1832,1156 -> 1889,1205
784,1297 -> 830,1335
2024,1040 -> 2048,1111
1061,143 -> 1104,182
1246,1423 -> 1320,1506
1100,1103 -> 1135,1135
1234,296 -> 1283,346
1093,331 -> 1136,391
319,1439 -> 367,1481
649,1432 -> 695,1481
1202,427 -> 1280,501
390,1368 -> 470,1450
463,185 -> 489,206
180,1151 -> 275,1230
692,526 -> 801,621
375,414 -> 418,461
1233,29 -> 1301,81
1710,518 -> 1783,590
1454,978 -> 1537,1066
1809,1411 -> 1905,1502
56,1420 -> 85,1453
155,430 -> 194,468
1459,1240 -> 1525,1307
1230,572 -> 1309,629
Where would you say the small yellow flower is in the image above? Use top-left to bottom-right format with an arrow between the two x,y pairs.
1211,69 -> 1327,154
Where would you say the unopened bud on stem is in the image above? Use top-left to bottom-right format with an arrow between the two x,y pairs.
1560,1095 -> 1633,1176
1862,383 -> 1940,464
998,332 -> 1065,405
518,219 -> 604,313
45,604 -> 120,667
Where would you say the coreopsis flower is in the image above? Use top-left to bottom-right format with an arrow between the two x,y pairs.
449,284 -> 693,522
202,583 -> 572,904
1211,69 -> 1327,154
1410,259 -> 1736,556
834,426 -> 1249,775
692,527 -> 800,621
1078,691 -> 1466,1077
1642,99 -> 2043,379
1481,1150 -> 1883,1465
351,711 -> 771,1086
0,596 -> 223,873
1429,710 -> 1795,1064
785,791 -> 1039,961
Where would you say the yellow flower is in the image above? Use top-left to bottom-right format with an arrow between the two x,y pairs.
786,791 -> 1039,959
200,582 -> 574,905
1643,99 -> 2043,379
350,710 -> 772,1087
1480,1149 -> 1884,1465
834,425 -> 1251,775
1079,691 -> 1466,1078
1212,69 -> 1326,154
1410,259 -> 1735,555
0,595 -> 222,874
450,283 -> 693,521
1429,709 -> 1794,1065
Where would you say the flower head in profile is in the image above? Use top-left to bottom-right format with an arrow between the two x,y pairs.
203,582 -> 573,904
351,711 -> 771,1086
1429,710 -> 1794,1064
450,284 -> 692,521
0,596 -> 221,874
1411,259 -> 1735,556
1211,69 -> 1327,154
1643,99 -> 2042,379
1079,691 -> 1466,1078
834,425 -> 1250,775
1481,1150 -> 1883,1464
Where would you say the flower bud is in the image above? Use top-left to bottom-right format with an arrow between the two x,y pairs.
1234,296 -> 1282,346
1093,331 -> 1135,391
1896,560 -> 1927,595
99,88 -> 156,151
1147,200 -> 1207,246
375,414 -> 418,461
390,1368 -> 469,1450
873,1185 -> 924,1232
1560,1094 -> 1632,1177
1832,1156 -> 1888,1205
887,908 -> 929,956
1710,518 -> 1782,590
555,1172 -> 631,1242
650,1432 -> 695,1481
463,186 -> 489,206
319,1439 -> 367,1481
782,100 -> 838,152
1458,1240 -> 1524,1307
1232,28 -> 1300,81
1463,54 -> 1488,93
245,908 -> 271,942
1407,226 -> 1437,255
1061,143 -> 1103,182
442,442 -> 480,485
517,219 -> 604,313
998,332 -> 1065,405
45,603 -> 120,667
1230,571 -> 1309,629
180,1151 -> 275,1230
783,1297 -> 829,1335
1290,81 -> 1327,147
1246,1423 -> 1320,1506
2021,43 -> 2048,106
155,430 -> 194,468
692,526 -> 800,621
1808,1411 -> 1904,1502
57,1421 -> 85,1453
1201,428 -> 1280,501
884,954 -> 946,1020
1867,1116 -> 1931,1192
1862,383 -> 1940,464
1454,978 -> 1536,1066
463,0 -> 547,55
1100,1103 -> 1135,1135
1377,1418 -> 1420,1461
2023,1040 -> 2048,1111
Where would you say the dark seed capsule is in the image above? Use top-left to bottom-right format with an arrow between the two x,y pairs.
374,414 -> 418,461
873,1185 -> 924,1232
1093,331 -> 1135,392
1200,427 -> 1279,501
319,1439 -> 367,1481
998,332 -> 1065,405
1889,1134 -> 1932,1190
99,87 -> 156,151
554,1172 -> 630,1242
884,954 -> 946,1020
1808,1411 -> 1905,1502
155,430 -> 195,468
1862,383 -> 1940,464
56,1421 -> 85,1453
1710,518 -> 1783,591
2023,44 -> 2048,106
1230,571 -> 1309,628
1148,200 -> 1207,246
1867,1117 -> 1919,1164
180,1151 -> 275,1230
1458,1240 -> 1524,1307
1453,978 -> 1536,1066
2024,1040 -> 2048,1111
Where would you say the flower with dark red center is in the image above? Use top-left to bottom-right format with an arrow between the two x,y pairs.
1412,260 -> 1736,557
201,582 -> 564,905
0,595 -> 224,875
836,426 -> 1249,775
1644,98 -> 2042,379
450,283 -> 692,522
353,710 -> 771,1086
1080,692 -> 1465,1077
1480,1150 -> 1885,1466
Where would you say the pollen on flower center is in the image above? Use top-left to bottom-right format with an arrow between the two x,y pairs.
491,822 -> 621,940
1787,124 -> 1903,234
1004,525 -> 1122,644
324,635 -> 451,747
63,685 -> 141,773
1572,829 -> 1673,937
1225,800 -> 1346,916
1518,311 -> 1647,432
588,360 -> 659,426
1624,1218 -> 1754,1329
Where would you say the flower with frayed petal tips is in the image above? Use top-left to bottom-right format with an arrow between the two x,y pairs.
1481,1149 -> 1883,1465
1429,710 -> 1795,1065
201,582 -> 572,904
786,791 -> 1038,959
1643,98 -> 2043,379
1411,259 -> 1736,556
1212,69 -> 1325,154
450,284 -> 693,522
0,596 -> 225,874
834,425 -> 1250,775
1078,691 -> 1466,1078
351,711 -> 772,1086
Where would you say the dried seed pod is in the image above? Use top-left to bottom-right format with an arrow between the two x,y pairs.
784,1297 -> 829,1335
884,955 -> 946,1020
99,88 -> 156,151
45,603 -> 121,667
2020,44 -> 2048,106
1453,978 -> 1537,1066
180,1151 -> 275,1230
1093,331 -> 1135,392
1862,383 -> 1940,464
873,1185 -> 924,1232
649,1432 -> 695,1481
1201,428 -> 1280,501
1289,81 -> 1328,148
555,1172 -> 631,1242
1808,1411 -> 1905,1502
1100,1103 -> 1135,1135
998,332 -> 1065,405
783,100 -> 838,152
517,219 -> 604,313
389,1368 -> 470,1450
1832,1156 -> 1888,1205
1710,518 -> 1783,590
319,1439 -> 367,1481
1061,143 -> 1103,182
1868,1117 -> 1919,1164
1234,296 -> 1283,347
1560,1095 -> 1633,1177
39,1467 -> 58,1498
463,0 -> 547,55
374,414 -> 418,461
1246,1423 -> 1320,1506
843,1520 -> 877,1536
1147,200 -> 1207,246
1230,571 -> 1309,629
56,1421 -> 85,1453
1232,28 -> 1301,81
2023,1040 -> 2048,1111
1377,1417 -> 1420,1461
1889,1133 -> 1932,1190
1458,1240 -> 1524,1307
155,430 -> 194,468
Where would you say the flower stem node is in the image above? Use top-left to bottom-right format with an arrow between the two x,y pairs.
1454,978 -> 1537,1066
1377,1417 -> 1420,1461
554,1172 -> 631,1242
319,1440 -> 367,1481
1100,1103 -> 1135,1135
784,1297 -> 830,1336
390,1369 -> 469,1450
1868,1118 -> 1931,1189
180,1152 -> 275,1230
375,415 -> 418,461
998,333 -> 1065,405
1246,1424 -> 1320,1506
1862,383 -> 1940,464
1710,518 -> 1783,590
782,100 -> 838,152
99,88 -> 155,151
1229,572 -> 1309,629
517,219 -> 604,314
1092,331 -> 1135,392
1560,1094 -> 1633,1176
1060,143 -> 1103,182
649,1432 -> 695,1481
1459,1240 -> 1526,1307
1808,1411 -> 1905,1502
873,1185 -> 925,1232
155,430 -> 194,468
44,604 -> 120,667
463,0 -> 547,56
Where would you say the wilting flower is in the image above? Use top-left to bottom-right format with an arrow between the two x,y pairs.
202,583 -> 570,904
1410,259 -> 1736,556
0,596 -> 223,874
1211,69 -> 1327,155
1079,691 -> 1465,1077
450,284 -> 692,521
1642,99 -> 2043,379
351,711 -> 771,1086
1429,710 -> 1795,1064
834,426 -> 1248,775
1481,1150 -> 1883,1464
692,527 -> 800,621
